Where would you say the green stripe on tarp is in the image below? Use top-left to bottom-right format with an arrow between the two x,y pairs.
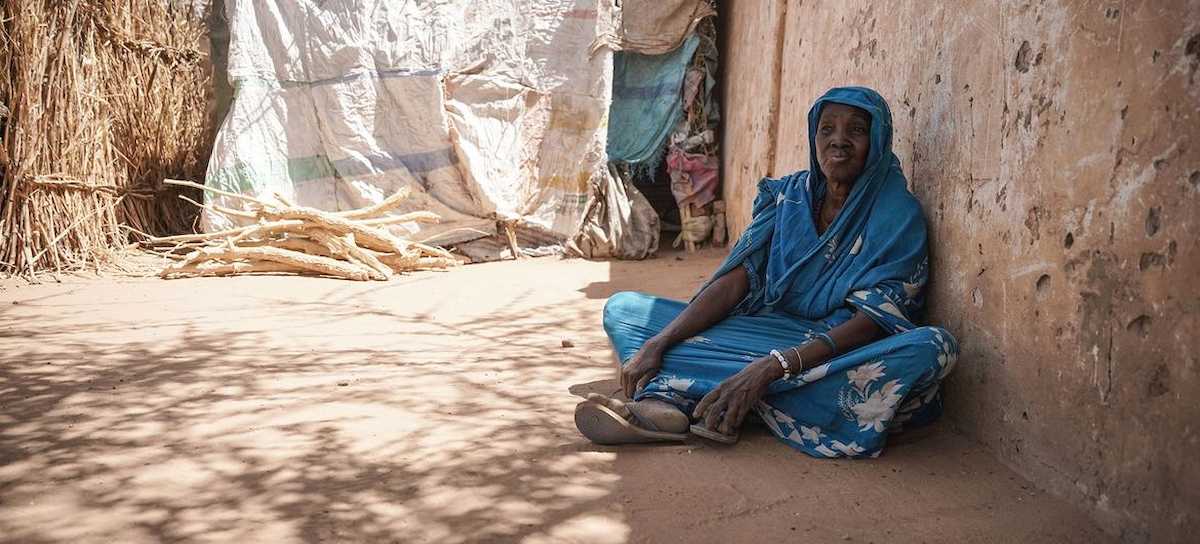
231,68 -> 442,90
208,149 -> 458,192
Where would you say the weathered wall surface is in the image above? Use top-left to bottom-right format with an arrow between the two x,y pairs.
721,1 -> 1200,540
719,0 -> 787,238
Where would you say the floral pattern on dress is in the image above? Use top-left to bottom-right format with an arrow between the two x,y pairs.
610,294 -> 959,459
839,362 -> 905,432
663,375 -> 696,394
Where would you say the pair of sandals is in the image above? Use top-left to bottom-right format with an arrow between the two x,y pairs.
575,393 -> 739,445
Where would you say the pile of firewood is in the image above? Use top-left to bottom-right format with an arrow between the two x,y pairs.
143,180 -> 459,281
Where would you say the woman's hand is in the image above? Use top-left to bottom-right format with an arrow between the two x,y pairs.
620,338 -> 668,399
693,357 -> 785,435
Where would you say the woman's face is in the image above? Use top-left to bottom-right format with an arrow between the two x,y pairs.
815,103 -> 871,185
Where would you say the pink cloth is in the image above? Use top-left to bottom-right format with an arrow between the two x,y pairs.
666,147 -> 718,209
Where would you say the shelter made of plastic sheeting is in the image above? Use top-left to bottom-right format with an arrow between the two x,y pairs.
598,0 -> 715,55
203,0 -> 623,251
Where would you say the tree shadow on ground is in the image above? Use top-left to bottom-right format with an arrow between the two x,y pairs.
0,277 -> 630,543
0,257 -> 1115,544
577,247 -> 725,301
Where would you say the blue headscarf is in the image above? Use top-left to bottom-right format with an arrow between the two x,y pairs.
699,87 -> 929,334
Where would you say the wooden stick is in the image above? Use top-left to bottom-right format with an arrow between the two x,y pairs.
163,245 -> 375,281
242,236 -> 334,258
408,241 -> 456,260
179,194 -> 257,219
307,229 -> 392,280
163,261 -> 303,278
681,206 -> 696,253
257,206 -> 411,254
163,178 -> 268,207
417,256 -> 461,269
503,221 -> 526,260
144,219 -> 303,244
377,253 -> 459,272
338,187 -> 412,219
359,211 -> 441,226
272,192 -> 297,207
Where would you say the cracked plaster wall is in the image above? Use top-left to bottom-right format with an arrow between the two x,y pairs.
721,1 -> 1199,540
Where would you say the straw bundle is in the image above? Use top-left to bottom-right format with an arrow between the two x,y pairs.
0,0 -> 211,276
146,180 -> 461,280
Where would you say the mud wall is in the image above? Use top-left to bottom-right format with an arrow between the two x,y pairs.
720,1 -> 1199,540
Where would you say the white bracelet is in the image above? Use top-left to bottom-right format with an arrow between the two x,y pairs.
769,349 -> 793,380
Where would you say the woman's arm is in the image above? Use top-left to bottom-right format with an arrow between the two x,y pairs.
619,265 -> 750,398
782,310 -> 883,374
693,310 -> 883,435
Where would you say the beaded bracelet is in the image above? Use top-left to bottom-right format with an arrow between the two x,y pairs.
769,349 -> 793,380
815,332 -> 838,353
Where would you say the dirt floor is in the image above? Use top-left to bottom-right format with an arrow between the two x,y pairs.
0,248 -> 1114,543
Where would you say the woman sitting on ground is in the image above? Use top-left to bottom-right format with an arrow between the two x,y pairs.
576,86 -> 959,458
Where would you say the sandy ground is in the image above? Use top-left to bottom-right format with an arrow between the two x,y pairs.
0,248 -> 1113,543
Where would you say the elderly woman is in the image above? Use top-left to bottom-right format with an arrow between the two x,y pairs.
575,87 -> 958,458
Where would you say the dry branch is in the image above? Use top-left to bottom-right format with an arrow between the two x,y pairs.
165,178 -> 267,208
307,230 -> 393,281
165,245 -> 374,281
360,211 -> 441,226
243,236 -> 333,258
257,206 -> 411,254
162,261 -> 305,278
338,187 -> 413,219
148,187 -> 459,281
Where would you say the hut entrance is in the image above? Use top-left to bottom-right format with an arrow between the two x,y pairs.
606,1 -> 725,255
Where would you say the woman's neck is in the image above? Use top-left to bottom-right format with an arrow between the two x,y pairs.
816,178 -> 854,235
826,178 -> 853,207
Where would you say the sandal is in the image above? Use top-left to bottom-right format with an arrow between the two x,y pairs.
575,395 -> 689,445
689,422 -> 740,445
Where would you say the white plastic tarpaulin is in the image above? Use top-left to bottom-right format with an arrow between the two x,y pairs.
204,0 -> 642,254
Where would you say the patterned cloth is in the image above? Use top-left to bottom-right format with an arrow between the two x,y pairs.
602,87 -> 959,458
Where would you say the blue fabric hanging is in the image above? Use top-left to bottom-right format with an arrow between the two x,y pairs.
606,36 -> 700,166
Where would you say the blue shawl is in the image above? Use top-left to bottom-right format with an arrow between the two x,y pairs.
700,87 -> 929,334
